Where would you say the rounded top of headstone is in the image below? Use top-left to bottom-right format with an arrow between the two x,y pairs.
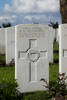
15,24 -> 50,28
59,24 -> 67,28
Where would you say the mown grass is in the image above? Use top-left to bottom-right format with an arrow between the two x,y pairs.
0,64 -> 58,82
53,39 -> 59,52
49,64 -> 58,81
0,66 -> 14,82
0,54 -> 6,63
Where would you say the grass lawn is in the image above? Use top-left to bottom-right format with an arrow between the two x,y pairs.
0,64 -> 58,100
0,64 -> 58,82
49,64 -> 58,81
0,40 -> 59,100
0,66 -> 14,82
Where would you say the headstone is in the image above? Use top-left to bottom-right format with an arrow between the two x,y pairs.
56,29 -> 59,43
5,27 -> 15,64
15,24 -> 49,93
59,24 -> 67,76
5,24 -> 54,64
48,28 -> 55,63
0,28 -> 5,54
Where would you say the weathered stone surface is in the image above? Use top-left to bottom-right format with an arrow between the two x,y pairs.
59,24 -> 67,77
5,27 -> 15,64
60,0 -> 67,23
48,27 -> 55,63
5,24 -> 54,64
15,24 -> 49,93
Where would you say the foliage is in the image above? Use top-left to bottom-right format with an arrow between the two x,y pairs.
48,21 -> 59,29
2,22 -> 11,28
0,79 -> 18,100
6,59 -> 15,67
0,54 -> 6,66
41,73 -> 67,99
49,64 -> 58,81
0,67 -> 14,82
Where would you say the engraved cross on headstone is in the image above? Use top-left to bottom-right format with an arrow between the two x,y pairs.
18,39 -> 47,82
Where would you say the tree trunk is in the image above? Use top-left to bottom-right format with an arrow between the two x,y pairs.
60,0 -> 67,23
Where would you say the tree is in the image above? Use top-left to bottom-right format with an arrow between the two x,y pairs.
48,21 -> 59,29
48,22 -> 59,42
2,22 -> 11,28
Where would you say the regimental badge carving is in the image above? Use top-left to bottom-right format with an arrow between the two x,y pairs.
27,49 -> 40,62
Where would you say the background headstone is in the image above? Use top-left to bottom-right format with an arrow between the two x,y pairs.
0,28 -> 5,54
15,24 -> 49,93
59,24 -> 67,76
56,29 -> 59,43
48,27 -> 55,63
5,27 -> 15,64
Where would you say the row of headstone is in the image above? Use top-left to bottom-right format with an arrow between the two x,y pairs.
0,24 -> 55,64
15,24 -> 67,93
0,23 -> 67,93
0,24 -> 59,93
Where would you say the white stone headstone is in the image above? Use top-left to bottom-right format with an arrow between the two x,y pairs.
5,27 -> 15,64
48,28 -> 55,63
15,24 -> 49,93
56,29 -> 59,43
0,28 -> 5,54
5,24 -> 54,64
59,24 -> 67,76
